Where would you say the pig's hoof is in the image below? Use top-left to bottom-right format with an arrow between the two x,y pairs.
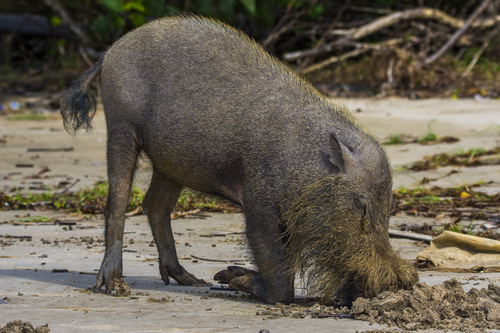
161,263 -> 212,287
177,275 -> 212,287
228,274 -> 263,299
214,266 -> 257,284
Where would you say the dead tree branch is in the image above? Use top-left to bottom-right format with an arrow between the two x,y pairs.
425,0 -> 492,65
41,0 -> 90,45
262,0 -> 296,48
297,0 -> 351,71
461,26 -> 500,77
301,38 -> 403,74
284,6 -> 500,61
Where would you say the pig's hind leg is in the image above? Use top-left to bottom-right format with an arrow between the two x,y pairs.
94,130 -> 141,296
144,171 -> 211,287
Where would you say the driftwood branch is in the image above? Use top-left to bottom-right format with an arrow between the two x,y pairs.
262,0 -> 296,48
388,229 -> 434,244
461,26 -> 500,77
301,38 -> 403,74
190,255 -> 249,263
284,6 -> 500,61
425,0 -> 492,65
41,0 -> 90,44
171,209 -> 201,219
297,0 -> 351,71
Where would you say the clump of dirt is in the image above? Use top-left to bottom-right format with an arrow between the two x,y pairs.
0,320 -> 50,333
255,279 -> 500,332
351,279 -> 500,331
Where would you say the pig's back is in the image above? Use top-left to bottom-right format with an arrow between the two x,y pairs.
99,17 -> 369,199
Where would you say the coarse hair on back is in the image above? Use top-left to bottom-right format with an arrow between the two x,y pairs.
104,15 -> 336,112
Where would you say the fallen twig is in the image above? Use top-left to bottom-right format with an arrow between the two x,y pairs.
125,205 -> 143,217
200,232 -> 244,237
15,164 -> 34,168
50,178 -> 80,205
40,0 -> 90,44
0,234 -> 32,239
262,0 -> 296,48
425,0 -> 492,65
389,229 -> 433,244
462,27 -> 500,77
298,0 -> 351,71
27,147 -> 74,152
171,209 -> 201,219
301,38 -> 402,73
23,167 -> 51,179
190,255 -> 249,263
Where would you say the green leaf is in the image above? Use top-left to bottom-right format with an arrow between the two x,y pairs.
165,5 -> 181,15
101,0 -> 124,13
91,16 -> 113,40
124,0 -> 146,13
256,1 -> 275,28
129,13 -> 146,26
308,3 -> 324,20
193,0 -> 214,16
113,15 -> 125,30
20,215 -> 50,223
51,16 -> 62,27
239,0 -> 256,16
219,0 -> 235,21
143,0 -> 166,16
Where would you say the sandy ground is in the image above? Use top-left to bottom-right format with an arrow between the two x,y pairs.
1,97 -> 500,332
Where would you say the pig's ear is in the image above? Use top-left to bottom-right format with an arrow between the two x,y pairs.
329,133 -> 345,171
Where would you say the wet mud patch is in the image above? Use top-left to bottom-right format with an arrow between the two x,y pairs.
0,320 -> 50,333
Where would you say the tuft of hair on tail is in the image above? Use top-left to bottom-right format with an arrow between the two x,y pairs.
60,57 -> 103,134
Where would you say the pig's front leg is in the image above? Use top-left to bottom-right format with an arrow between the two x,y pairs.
222,202 -> 294,304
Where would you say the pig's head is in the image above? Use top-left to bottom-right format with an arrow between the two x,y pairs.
282,133 -> 418,304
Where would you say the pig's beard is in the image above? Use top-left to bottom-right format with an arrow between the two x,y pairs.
281,176 -> 418,303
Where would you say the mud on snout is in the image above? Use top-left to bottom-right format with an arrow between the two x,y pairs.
282,176 -> 418,304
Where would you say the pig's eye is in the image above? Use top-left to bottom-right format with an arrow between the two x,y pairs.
356,199 -> 367,217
